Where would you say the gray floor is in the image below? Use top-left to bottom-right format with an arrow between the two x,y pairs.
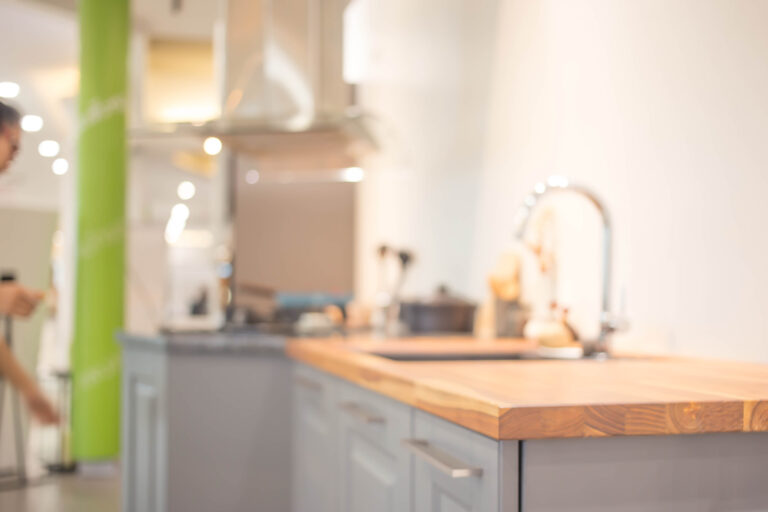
0,474 -> 120,512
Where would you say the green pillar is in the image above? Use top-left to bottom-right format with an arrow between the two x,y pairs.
72,0 -> 129,460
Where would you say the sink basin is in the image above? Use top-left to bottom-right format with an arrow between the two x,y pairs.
351,339 -> 607,362
368,351 -> 534,362
368,351 -> 650,362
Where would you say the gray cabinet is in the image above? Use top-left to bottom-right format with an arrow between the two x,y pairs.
408,410 -> 510,512
293,362 -> 768,512
336,382 -> 412,512
120,333 -> 293,512
291,363 -> 519,512
292,364 -> 339,512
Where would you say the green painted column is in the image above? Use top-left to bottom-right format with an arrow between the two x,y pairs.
72,0 -> 129,460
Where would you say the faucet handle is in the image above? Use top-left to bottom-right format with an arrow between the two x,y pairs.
601,287 -> 629,334
587,312 -> 628,357
600,311 -> 629,334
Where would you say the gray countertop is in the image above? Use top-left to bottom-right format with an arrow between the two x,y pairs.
117,329 -> 287,356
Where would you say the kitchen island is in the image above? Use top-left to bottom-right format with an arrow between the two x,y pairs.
286,336 -> 768,512
119,332 -> 768,511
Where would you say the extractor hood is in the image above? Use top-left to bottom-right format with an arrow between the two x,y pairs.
132,0 -> 376,171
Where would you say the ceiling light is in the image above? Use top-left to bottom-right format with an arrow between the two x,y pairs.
203,136 -> 222,156
177,180 -> 196,200
21,115 -> 43,132
171,203 -> 190,219
38,140 -> 60,158
341,167 -> 365,183
52,158 -> 69,175
0,82 -> 20,99
165,203 -> 191,245
245,169 -> 260,184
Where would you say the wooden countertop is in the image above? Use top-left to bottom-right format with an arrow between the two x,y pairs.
286,337 -> 768,440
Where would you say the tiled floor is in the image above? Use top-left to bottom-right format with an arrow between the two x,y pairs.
0,474 -> 119,512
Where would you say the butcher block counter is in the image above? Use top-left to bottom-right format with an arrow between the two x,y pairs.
286,336 -> 768,440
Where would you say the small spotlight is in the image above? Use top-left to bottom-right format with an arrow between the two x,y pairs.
245,169 -> 260,184
38,140 -> 60,158
203,137 -> 222,156
52,158 -> 69,175
0,82 -> 20,99
171,203 -> 190,219
21,115 -> 43,132
177,180 -> 196,200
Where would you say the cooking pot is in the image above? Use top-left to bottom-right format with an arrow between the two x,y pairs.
399,285 -> 476,334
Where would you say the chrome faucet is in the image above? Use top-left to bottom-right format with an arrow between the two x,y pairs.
514,176 -> 623,356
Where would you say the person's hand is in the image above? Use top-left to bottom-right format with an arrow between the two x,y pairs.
22,386 -> 60,425
0,283 -> 44,317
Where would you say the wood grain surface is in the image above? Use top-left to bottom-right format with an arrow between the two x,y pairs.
285,337 -> 768,440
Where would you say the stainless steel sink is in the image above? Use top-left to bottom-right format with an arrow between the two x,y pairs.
367,350 -> 644,362
368,351 -> 534,362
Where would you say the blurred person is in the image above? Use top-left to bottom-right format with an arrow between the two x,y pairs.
0,100 -> 21,172
0,100 -> 59,424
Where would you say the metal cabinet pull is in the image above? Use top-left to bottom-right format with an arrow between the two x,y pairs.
339,402 -> 386,424
402,439 -> 483,478
294,375 -> 323,392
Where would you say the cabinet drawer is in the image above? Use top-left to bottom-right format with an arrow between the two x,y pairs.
293,364 -> 337,421
409,411 -> 500,512
335,380 -> 412,512
293,363 -> 336,395
336,381 -> 412,449
292,364 -> 338,512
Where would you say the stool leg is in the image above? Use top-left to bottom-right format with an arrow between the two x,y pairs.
11,387 -> 26,484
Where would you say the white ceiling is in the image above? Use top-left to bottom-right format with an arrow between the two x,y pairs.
0,0 -> 78,210
26,0 -> 220,40
0,0 -> 219,212
133,0 -> 221,41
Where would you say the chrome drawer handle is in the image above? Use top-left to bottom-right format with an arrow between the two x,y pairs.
294,376 -> 323,391
339,402 -> 386,424
402,439 -> 483,479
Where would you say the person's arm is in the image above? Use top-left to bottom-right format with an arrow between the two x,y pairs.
0,338 -> 59,424
0,283 -> 45,317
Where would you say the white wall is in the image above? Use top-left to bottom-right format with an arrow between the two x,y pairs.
358,0 -> 768,362
355,0 -> 500,300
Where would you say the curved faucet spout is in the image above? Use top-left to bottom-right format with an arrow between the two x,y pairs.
514,177 -> 616,355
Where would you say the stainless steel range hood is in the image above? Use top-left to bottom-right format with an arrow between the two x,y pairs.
223,0 -> 349,123
133,0 -> 375,171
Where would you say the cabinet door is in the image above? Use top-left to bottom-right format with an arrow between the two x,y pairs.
409,411 -> 500,512
122,349 -> 167,512
292,364 -> 338,512
522,433 -> 768,511
336,383 -> 412,512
